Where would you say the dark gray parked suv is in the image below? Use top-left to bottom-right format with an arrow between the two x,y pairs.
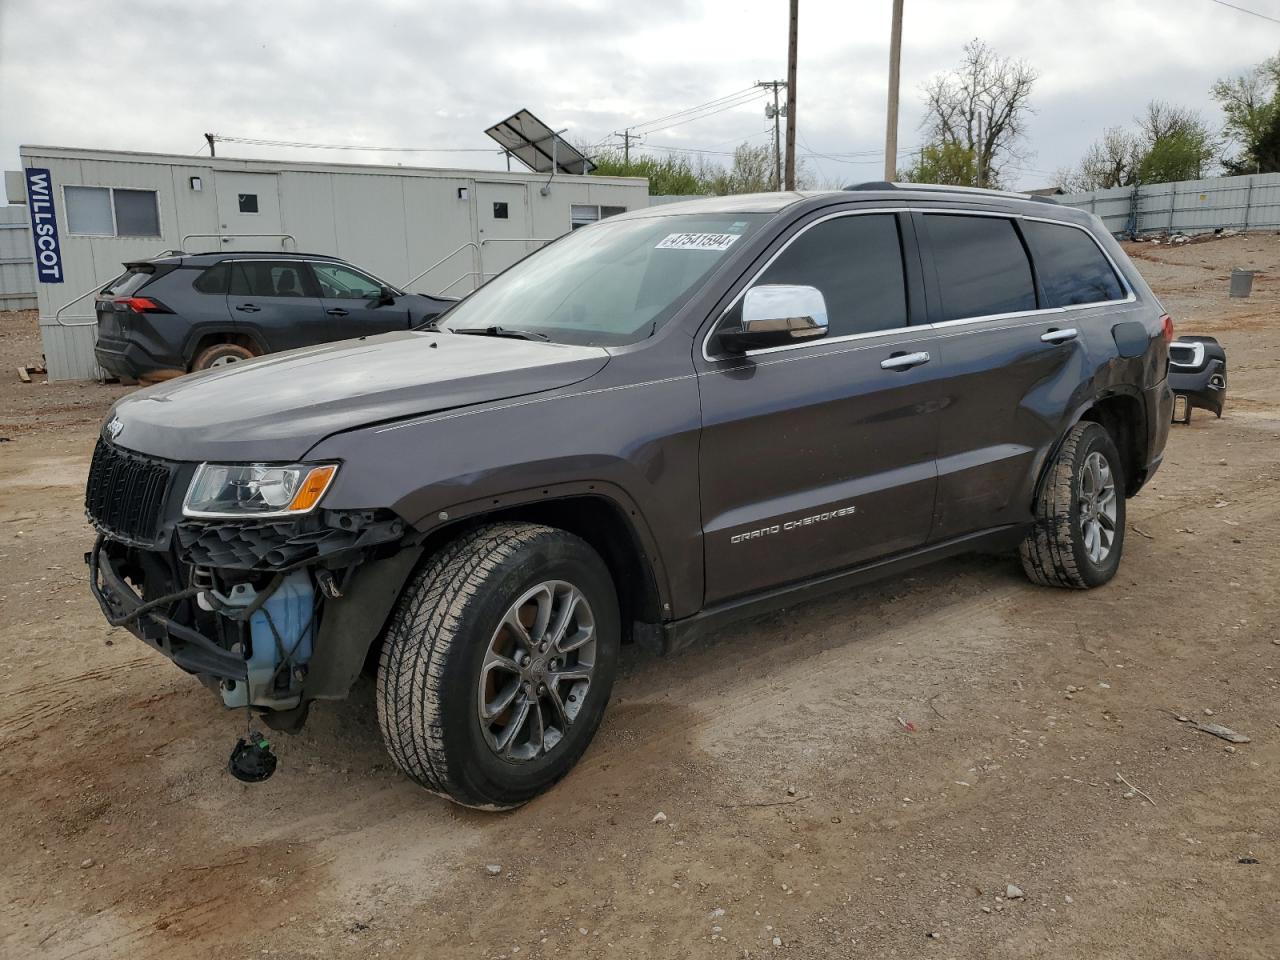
93,251 -> 455,381
87,185 -> 1173,808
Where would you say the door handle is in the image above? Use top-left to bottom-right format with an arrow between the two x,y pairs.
326,308 -> 349,317
880,350 -> 931,371
235,303 -> 261,313
1041,327 -> 1078,344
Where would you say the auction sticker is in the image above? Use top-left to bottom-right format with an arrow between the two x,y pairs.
656,232 -> 741,251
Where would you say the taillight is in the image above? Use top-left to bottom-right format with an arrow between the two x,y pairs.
115,296 -> 167,313
1160,313 -> 1174,343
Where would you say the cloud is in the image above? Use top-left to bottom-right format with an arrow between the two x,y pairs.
0,0 -> 1273,190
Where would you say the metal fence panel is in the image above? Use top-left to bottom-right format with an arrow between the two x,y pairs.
0,207 -> 37,310
1060,172 -> 1280,236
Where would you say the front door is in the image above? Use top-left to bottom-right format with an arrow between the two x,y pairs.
215,173 -> 284,252
475,182 -> 533,285
311,260 -> 410,341
696,212 -> 943,605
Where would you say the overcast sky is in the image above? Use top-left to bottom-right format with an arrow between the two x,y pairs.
1,0 -> 1276,190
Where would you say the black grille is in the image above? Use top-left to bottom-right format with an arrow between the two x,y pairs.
85,438 -> 174,544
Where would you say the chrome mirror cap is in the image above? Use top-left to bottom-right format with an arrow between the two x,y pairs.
718,284 -> 829,354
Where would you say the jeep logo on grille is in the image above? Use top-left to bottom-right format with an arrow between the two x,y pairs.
105,416 -> 124,441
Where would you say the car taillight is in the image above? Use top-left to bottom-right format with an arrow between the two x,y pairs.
115,296 -> 167,313
1160,313 -> 1174,343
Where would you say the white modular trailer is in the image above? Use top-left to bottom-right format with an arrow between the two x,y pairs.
13,145 -> 648,380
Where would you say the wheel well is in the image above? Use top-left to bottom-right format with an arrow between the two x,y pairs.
1080,394 -> 1145,495
419,497 -> 664,642
187,332 -> 263,367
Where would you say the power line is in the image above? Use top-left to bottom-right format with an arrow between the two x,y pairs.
1208,0 -> 1280,24
648,92 -> 766,134
628,86 -> 760,133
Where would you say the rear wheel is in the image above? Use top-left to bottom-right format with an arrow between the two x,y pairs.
376,522 -> 619,809
1020,422 -> 1126,589
191,342 -> 255,371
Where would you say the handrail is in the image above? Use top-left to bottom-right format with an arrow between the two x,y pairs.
401,241 -> 478,290
439,272 -> 490,296
50,284 -> 104,327
181,232 -> 297,250
403,237 -> 554,293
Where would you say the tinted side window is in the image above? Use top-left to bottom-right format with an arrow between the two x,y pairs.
229,261 -> 315,298
313,264 -> 383,299
1023,220 -> 1125,307
193,263 -> 230,294
926,215 -> 1035,321
752,213 -> 907,338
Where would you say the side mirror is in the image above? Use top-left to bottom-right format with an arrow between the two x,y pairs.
377,285 -> 396,305
716,284 -> 829,354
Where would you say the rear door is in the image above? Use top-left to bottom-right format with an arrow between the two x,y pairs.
696,211 -> 944,605
918,211 -> 1100,540
311,261 -> 410,339
228,260 -> 326,352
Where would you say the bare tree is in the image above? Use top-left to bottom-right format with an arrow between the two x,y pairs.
1059,127 -> 1144,191
920,39 -> 1037,188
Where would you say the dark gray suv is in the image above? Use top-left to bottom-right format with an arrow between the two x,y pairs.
86,185 -> 1173,808
93,251 -> 455,381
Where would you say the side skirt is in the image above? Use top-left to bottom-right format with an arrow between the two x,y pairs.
659,524 -> 1027,654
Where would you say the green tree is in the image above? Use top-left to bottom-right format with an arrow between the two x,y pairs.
898,141 -> 978,186
588,150 -> 705,195
1062,101 -> 1218,190
1212,55 -> 1280,173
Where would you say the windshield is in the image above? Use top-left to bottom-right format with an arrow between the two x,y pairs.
438,212 -> 769,345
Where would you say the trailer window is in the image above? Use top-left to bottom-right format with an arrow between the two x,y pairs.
65,185 -> 161,238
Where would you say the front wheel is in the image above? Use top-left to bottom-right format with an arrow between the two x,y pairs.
1020,421 -> 1126,589
376,522 -> 619,809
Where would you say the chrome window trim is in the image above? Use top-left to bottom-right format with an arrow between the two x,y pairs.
218,257 -> 401,295
700,206 -> 1138,363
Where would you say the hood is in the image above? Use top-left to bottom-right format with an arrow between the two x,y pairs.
108,330 -> 609,462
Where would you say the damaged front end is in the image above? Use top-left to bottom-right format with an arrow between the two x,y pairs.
85,436 -> 418,731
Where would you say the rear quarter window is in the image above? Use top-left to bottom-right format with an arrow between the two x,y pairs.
193,262 -> 230,294
925,215 -> 1036,322
1023,220 -> 1126,307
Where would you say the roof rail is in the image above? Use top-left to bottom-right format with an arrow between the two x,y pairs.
843,181 -> 1049,203
188,250 -> 345,259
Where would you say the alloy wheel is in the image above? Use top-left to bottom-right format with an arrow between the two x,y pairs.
477,580 -> 596,761
1078,450 -> 1118,564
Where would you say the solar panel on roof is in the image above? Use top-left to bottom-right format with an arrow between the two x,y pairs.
484,109 -> 596,175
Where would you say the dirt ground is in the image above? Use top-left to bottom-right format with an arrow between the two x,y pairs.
1,236 -> 1277,960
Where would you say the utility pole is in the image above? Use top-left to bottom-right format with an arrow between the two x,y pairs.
758,80 -> 786,190
884,0 -> 904,182
975,112 -> 983,187
784,0 -> 798,190
204,132 -> 216,157
613,129 -> 636,165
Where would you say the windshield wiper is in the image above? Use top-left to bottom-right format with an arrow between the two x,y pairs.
451,325 -> 550,342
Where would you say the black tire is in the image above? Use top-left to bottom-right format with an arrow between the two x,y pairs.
1019,422 -> 1126,589
191,342 -> 255,371
376,522 -> 619,809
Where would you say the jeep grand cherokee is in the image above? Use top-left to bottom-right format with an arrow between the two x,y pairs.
87,184 -> 1173,808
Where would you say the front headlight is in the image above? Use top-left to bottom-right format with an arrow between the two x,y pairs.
183,463 -> 339,518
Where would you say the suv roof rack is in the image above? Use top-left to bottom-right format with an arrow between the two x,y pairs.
842,181 -> 1057,204
188,250 -> 345,260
